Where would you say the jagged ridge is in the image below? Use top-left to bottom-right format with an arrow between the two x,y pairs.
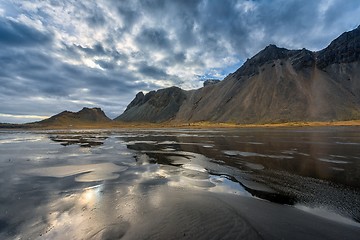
115,87 -> 187,123
116,26 -> 360,123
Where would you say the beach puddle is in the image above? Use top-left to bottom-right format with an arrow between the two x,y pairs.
223,150 -> 294,159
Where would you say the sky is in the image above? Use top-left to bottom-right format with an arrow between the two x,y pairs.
0,0 -> 359,123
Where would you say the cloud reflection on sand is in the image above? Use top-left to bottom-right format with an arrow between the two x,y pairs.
25,163 -> 128,182
1,128 -> 360,239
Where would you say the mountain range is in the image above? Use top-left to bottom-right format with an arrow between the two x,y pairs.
116,25 -> 360,124
2,26 -> 360,128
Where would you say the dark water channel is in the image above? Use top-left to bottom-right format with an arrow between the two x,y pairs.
0,127 -> 360,239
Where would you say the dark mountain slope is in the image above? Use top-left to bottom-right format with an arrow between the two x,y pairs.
115,87 -> 187,123
116,26 -> 360,123
317,25 -> 360,69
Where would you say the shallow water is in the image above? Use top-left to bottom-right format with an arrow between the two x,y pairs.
0,127 -> 360,239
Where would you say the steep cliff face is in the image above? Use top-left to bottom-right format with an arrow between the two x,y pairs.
116,26 -> 360,123
315,26 -> 360,104
115,87 -> 187,123
203,79 -> 221,87
317,25 -> 360,69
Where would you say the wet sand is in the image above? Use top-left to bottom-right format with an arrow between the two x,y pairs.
3,185 -> 359,240
1,128 -> 360,239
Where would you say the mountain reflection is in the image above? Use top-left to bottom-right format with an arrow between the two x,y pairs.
1,128 -> 359,239
122,128 -> 360,189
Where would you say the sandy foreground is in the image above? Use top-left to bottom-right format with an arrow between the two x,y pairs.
1,128 -> 359,239
109,187 -> 360,240
7,183 -> 359,240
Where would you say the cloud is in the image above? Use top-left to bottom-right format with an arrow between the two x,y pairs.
0,113 -> 50,123
75,43 -> 106,56
85,6 -> 106,27
0,0 -> 359,123
137,62 -> 170,79
136,27 -> 172,51
0,17 -> 52,46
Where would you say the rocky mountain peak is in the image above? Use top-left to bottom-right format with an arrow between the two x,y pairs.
116,86 -> 187,123
79,107 -> 101,113
233,44 -> 297,77
203,79 -> 221,87
290,48 -> 316,70
317,26 -> 360,69
147,86 -> 185,108
76,107 -> 110,122
255,44 -> 290,60
124,92 -> 145,112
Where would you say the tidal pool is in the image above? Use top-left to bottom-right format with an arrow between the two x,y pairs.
0,127 -> 360,239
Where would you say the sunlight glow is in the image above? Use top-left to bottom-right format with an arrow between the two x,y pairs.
0,113 -> 49,119
79,185 -> 103,206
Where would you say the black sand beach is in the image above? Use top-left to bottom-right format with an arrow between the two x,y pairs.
0,127 -> 359,239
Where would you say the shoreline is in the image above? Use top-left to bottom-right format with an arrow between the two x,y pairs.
1,119 -> 360,130
1,125 -> 360,239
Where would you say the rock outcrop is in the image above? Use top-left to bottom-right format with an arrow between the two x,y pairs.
203,79 -> 221,87
115,87 -> 187,122
317,25 -> 360,69
116,26 -> 360,123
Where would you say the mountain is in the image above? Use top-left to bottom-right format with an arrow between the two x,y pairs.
116,26 -> 360,124
203,79 -> 221,87
115,87 -> 187,123
30,107 -> 111,127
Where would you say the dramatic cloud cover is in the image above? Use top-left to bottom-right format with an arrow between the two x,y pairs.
0,0 -> 359,123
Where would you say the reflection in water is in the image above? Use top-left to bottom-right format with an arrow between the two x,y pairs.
50,134 -> 107,147
80,185 -> 102,206
317,157 -> 349,164
223,150 -> 294,159
0,128 -> 360,239
26,163 -> 128,182
121,128 -> 360,219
